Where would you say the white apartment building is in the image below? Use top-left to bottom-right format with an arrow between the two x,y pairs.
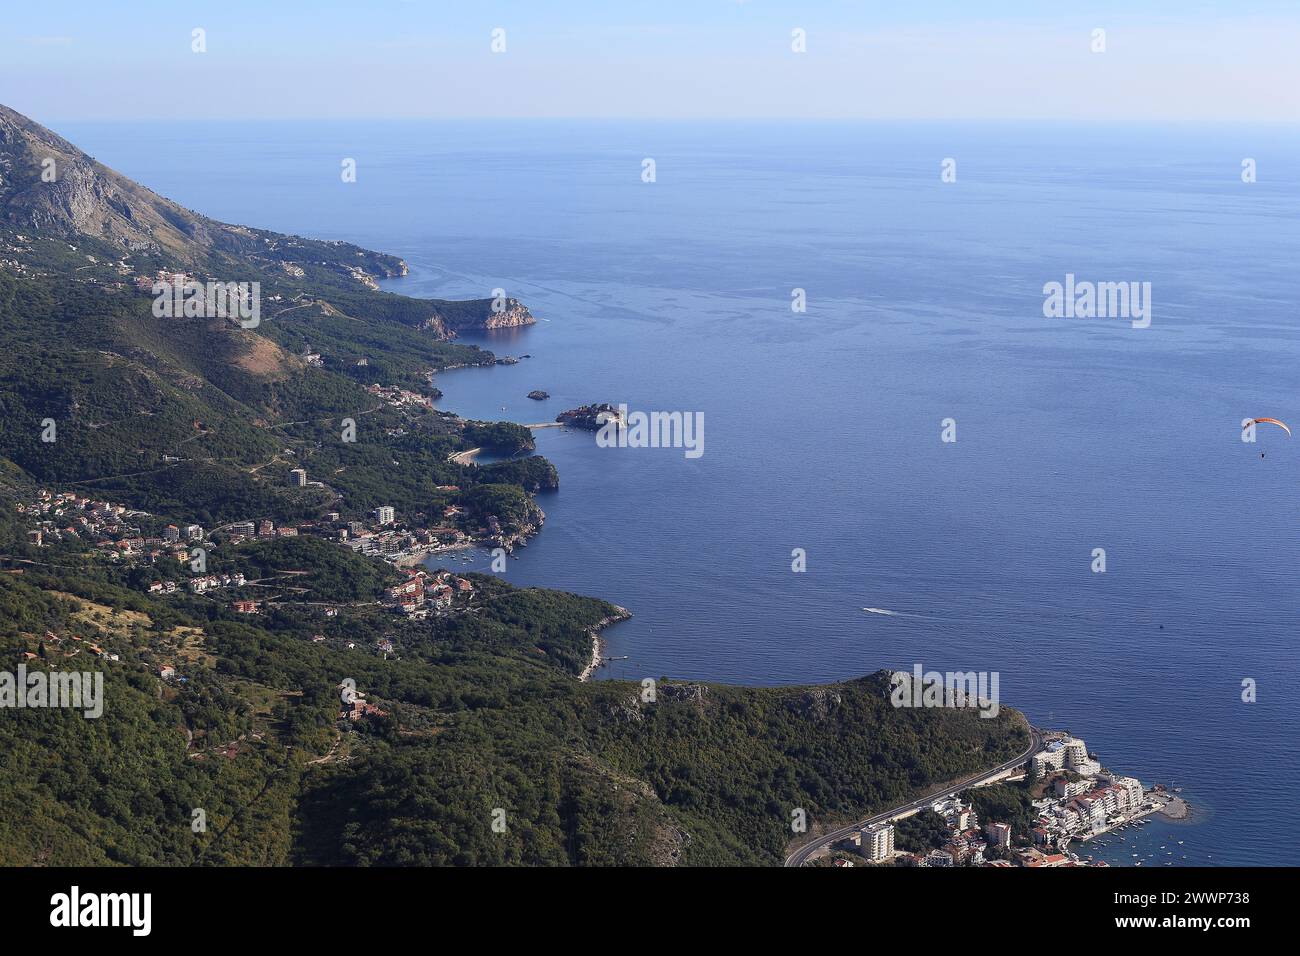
1054,777 -> 1090,799
1032,737 -> 1095,777
1032,742 -> 1067,776
860,823 -> 895,862
986,822 -> 1012,848
1098,774 -> 1144,809
1071,795 -> 1108,833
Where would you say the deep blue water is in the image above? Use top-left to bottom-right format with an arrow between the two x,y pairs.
60,119 -> 1300,866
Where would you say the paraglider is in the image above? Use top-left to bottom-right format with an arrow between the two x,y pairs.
1245,417 -> 1290,456
1247,417 -> 1291,437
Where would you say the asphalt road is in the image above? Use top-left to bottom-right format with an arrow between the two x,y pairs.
784,727 -> 1045,867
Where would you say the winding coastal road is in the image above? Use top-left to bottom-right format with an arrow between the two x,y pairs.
784,727 -> 1045,867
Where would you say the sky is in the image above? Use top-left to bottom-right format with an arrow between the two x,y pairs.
2,0 -> 1298,123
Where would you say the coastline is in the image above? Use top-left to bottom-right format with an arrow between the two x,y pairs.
393,540 -> 477,568
578,606 -> 631,682
447,446 -> 483,466
424,328 -> 632,682
1068,790 -> 1192,858
1158,795 -> 1190,820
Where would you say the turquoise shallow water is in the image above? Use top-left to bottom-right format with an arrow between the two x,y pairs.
61,119 -> 1300,865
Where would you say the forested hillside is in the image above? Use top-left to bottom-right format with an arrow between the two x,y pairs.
0,541 -> 1028,866
0,103 -> 1031,867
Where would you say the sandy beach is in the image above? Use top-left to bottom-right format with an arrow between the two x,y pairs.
447,447 -> 483,466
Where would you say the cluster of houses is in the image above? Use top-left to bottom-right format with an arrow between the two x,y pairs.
837,797 -> 1104,869
340,508 -> 470,560
133,269 -> 192,293
181,572 -> 246,594
383,568 -> 475,616
130,267 -> 286,308
835,736 -> 1145,869
365,383 -> 434,411
220,505 -> 469,563
0,233 -> 37,276
222,518 -> 299,544
16,490 -> 203,561
143,573 -> 250,596
20,489 -> 485,616
23,473 -> 486,576
336,680 -> 389,722
20,630 -> 121,664
1034,779 -> 1148,845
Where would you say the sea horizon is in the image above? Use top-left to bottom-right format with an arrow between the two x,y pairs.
32,116 -> 1300,868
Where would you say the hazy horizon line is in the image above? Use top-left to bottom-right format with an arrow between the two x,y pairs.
30,113 -> 1300,128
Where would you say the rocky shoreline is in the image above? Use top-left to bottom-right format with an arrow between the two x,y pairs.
410,286 -> 632,674
579,606 -> 632,682
1157,794 -> 1190,820
492,502 -> 544,553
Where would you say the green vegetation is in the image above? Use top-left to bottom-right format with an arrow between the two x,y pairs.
212,537 -> 401,603
463,421 -> 535,455
0,106 -> 1035,867
0,260 -> 1033,866
966,783 -> 1036,838
0,545 -> 1029,866
0,270 -> 552,534
477,456 -> 559,492
894,809 -> 950,853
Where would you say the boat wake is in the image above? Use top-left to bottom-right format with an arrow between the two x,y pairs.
862,606 -> 956,623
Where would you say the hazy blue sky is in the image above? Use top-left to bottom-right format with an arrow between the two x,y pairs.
3,1 -> 1298,122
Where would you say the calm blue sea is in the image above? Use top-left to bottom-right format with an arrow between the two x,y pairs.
60,119 -> 1300,866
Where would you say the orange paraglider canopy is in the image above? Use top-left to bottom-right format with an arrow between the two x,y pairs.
1247,418 -> 1292,437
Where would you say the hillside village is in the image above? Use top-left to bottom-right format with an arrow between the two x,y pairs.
13,487 -> 477,619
